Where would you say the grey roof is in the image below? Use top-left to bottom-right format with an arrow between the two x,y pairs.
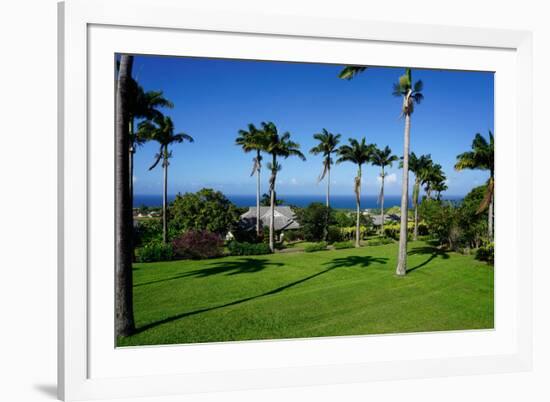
240,206 -> 300,231
370,213 -> 400,226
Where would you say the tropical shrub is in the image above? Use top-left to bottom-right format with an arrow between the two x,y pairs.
133,218 -> 163,247
294,203 -> 335,242
326,225 -> 343,243
283,229 -> 303,242
366,237 -> 394,246
475,242 -> 494,264
304,241 -> 328,252
333,241 -> 354,249
169,188 -> 239,236
383,222 -> 414,240
172,230 -> 224,259
227,241 -> 272,256
135,240 -> 174,263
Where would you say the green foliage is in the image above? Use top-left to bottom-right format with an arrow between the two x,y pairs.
326,225 -> 343,243
283,229 -> 303,242
294,203 -> 335,242
227,241 -> 272,256
475,242 -> 494,265
260,192 -> 284,207
135,240 -> 174,263
383,222 -> 414,240
333,241 -> 354,249
170,188 -> 239,236
134,219 -> 163,246
334,210 -> 354,227
304,241 -> 328,252
366,237 -> 394,246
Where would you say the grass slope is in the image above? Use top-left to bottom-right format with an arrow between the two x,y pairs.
118,241 -> 493,346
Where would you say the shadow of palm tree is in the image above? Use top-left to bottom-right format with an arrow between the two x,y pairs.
134,258 -> 284,287
133,265 -> 338,335
407,246 -> 449,273
131,254 -> 389,335
323,255 -> 389,269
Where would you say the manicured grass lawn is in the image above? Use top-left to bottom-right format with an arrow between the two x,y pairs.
118,241 -> 493,347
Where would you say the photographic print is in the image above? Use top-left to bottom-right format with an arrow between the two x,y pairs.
114,54 -> 494,347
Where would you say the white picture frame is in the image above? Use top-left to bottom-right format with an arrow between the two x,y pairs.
58,0 -> 533,400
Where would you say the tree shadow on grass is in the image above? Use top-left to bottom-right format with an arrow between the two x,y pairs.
132,264 -> 336,335
130,254 -> 389,336
323,255 -> 389,269
407,246 -> 449,274
134,258 -> 284,287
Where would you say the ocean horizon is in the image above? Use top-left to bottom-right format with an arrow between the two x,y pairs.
134,193 -> 464,209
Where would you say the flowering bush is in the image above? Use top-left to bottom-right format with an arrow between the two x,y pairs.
172,230 -> 224,259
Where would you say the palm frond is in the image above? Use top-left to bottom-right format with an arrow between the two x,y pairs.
338,66 -> 367,80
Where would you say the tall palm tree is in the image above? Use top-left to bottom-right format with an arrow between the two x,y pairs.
310,129 -> 341,241
336,138 -> 373,247
128,83 -> 173,207
393,68 -> 424,276
455,131 -> 494,241
432,179 -> 448,201
115,55 -> 135,337
370,145 -> 398,235
309,129 -> 341,208
138,115 -> 194,243
236,123 -> 268,237
262,122 -> 306,252
405,152 -> 432,240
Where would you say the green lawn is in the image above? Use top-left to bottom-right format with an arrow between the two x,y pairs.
118,241 -> 493,347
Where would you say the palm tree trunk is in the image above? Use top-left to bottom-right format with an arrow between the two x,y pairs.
115,54 -> 135,337
355,165 -> 362,248
256,151 -> 261,237
396,113 -> 411,276
326,163 -> 331,208
488,185 -> 493,242
269,155 -> 276,252
162,145 -> 168,244
128,118 -> 134,211
380,167 -> 385,236
324,163 -> 331,242
413,179 -> 419,241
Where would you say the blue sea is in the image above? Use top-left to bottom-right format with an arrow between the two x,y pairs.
134,194 -> 463,209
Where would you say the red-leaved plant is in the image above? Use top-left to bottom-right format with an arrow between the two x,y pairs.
172,230 -> 224,259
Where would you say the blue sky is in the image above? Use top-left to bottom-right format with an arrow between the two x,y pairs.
128,55 -> 493,198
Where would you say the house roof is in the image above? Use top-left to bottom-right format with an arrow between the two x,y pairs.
370,213 -> 400,226
240,206 -> 300,231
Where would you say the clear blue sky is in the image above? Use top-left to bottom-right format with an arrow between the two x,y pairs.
128,54 -> 493,198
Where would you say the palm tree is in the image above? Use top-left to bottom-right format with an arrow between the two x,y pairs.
432,179 -> 448,200
309,129 -> 342,208
422,163 -> 445,199
406,152 -> 432,240
393,68 -> 424,276
262,122 -> 306,252
336,138 -> 373,247
236,123 -> 268,237
455,131 -> 494,241
370,145 -> 398,235
115,54 -> 135,337
128,83 -> 173,207
138,115 -> 194,243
